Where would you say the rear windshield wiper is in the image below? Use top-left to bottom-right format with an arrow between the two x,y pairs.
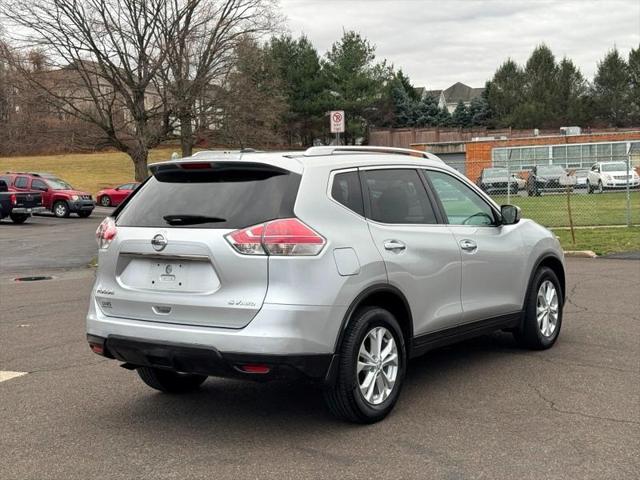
163,215 -> 226,225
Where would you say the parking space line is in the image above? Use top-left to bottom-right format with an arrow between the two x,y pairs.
0,371 -> 28,383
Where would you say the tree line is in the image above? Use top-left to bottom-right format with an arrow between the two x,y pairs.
0,1 -> 638,181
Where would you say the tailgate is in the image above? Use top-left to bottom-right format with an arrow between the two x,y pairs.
14,192 -> 43,208
96,227 -> 268,328
94,159 -> 301,329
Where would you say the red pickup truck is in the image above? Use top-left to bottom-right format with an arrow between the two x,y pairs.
4,172 -> 95,218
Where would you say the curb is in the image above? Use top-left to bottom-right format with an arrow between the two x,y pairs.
564,250 -> 597,258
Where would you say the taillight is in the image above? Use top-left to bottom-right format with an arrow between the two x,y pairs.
10,193 -> 17,205
96,217 -> 117,249
226,218 -> 325,256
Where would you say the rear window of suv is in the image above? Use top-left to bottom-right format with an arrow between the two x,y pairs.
116,166 -> 300,229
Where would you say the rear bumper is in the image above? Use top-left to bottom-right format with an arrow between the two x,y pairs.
87,297 -> 346,356
88,334 -> 335,381
11,206 -> 46,214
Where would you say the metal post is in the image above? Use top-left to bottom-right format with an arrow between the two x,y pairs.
506,148 -> 511,204
626,144 -> 632,227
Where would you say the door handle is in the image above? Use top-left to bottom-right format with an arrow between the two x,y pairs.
384,240 -> 406,252
459,239 -> 477,252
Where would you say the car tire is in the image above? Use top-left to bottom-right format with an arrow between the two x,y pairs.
137,367 -> 207,393
77,211 -> 92,218
597,181 -> 604,194
324,306 -> 406,424
10,214 -> 28,224
586,181 -> 592,194
53,201 -> 70,218
510,184 -> 518,195
100,196 -> 111,207
513,266 -> 563,350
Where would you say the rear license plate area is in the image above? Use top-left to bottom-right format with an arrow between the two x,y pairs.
149,261 -> 190,290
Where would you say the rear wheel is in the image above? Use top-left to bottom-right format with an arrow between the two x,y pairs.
514,266 -> 563,350
324,307 -> 406,423
53,201 -> 69,218
99,195 -> 111,207
137,367 -> 207,393
10,213 -> 28,224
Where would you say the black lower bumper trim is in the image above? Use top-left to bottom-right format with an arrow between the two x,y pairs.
89,334 -> 333,382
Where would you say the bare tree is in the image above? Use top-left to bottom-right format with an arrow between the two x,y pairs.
159,0 -> 278,157
0,0 -> 174,180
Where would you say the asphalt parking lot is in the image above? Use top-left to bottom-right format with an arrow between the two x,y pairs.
0,214 -> 638,479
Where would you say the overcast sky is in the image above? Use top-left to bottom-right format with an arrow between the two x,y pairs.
280,0 -> 640,89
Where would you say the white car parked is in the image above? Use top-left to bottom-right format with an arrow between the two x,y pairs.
586,161 -> 640,193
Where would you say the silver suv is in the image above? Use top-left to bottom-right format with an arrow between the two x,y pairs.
87,147 -> 565,423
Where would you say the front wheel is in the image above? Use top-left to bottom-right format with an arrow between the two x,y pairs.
324,307 -> 406,423
597,181 -> 604,194
99,195 -> 111,207
137,367 -> 207,393
10,214 -> 28,224
53,201 -> 70,218
514,266 -> 563,350
587,180 -> 593,194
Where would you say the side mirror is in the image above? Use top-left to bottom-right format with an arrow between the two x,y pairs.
500,204 -> 521,225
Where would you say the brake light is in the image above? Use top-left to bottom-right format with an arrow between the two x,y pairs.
96,217 -> 117,249
10,193 -> 16,205
226,218 -> 325,256
180,162 -> 211,170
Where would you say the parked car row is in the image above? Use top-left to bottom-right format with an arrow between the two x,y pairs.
477,161 -> 640,197
1,171 -> 139,224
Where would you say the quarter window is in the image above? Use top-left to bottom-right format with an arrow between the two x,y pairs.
331,171 -> 364,216
362,169 -> 437,224
426,170 -> 496,226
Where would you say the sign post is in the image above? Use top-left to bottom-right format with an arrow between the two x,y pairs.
330,110 -> 345,144
560,171 -> 578,245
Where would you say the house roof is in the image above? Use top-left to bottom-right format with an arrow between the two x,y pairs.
442,82 -> 484,104
424,89 -> 442,98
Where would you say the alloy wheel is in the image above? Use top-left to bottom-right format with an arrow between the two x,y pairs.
536,280 -> 559,337
357,326 -> 399,405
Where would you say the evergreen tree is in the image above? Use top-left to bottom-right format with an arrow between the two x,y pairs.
452,101 -> 471,128
485,59 -> 525,127
628,46 -> 640,123
267,35 -> 327,146
555,57 -> 588,126
468,96 -> 490,126
322,31 -> 392,143
592,48 -> 631,126
414,94 -> 442,127
518,44 -> 558,127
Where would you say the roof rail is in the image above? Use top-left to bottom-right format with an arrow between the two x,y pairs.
303,145 -> 442,162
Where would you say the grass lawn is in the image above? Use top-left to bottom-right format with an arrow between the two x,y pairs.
492,191 -> 640,227
552,226 -> 640,255
0,149 -> 178,195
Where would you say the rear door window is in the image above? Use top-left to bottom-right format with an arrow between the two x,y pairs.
362,169 -> 437,224
331,171 -> 364,216
117,166 -> 300,229
14,176 -> 28,188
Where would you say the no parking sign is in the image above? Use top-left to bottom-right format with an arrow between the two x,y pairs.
330,110 -> 345,133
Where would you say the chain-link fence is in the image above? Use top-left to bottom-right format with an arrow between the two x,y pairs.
463,142 -> 640,228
